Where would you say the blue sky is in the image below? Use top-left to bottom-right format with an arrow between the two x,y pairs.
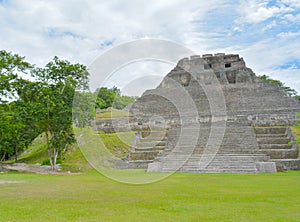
0,0 -> 299,95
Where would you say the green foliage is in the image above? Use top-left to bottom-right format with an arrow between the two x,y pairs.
113,95 -> 136,109
0,100 -> 39,162
41,158 -> 62,166
0,50 -> 32,102
31,56 -> 89,169
259,74 -> 298,97
295,95 -> 300,102
96,87 -> 119,109
72,91 -> 96,127
32,56 -> 88,89
14,136 -> 48,164
96,86 -> 136,110
0,50 -> 89,169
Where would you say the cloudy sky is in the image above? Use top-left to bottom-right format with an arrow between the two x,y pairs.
1,0 -> 300,95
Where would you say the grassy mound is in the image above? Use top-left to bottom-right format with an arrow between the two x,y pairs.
4,134 -> 49,164
10,129 -> 134,171
96,107 -> 131,119
99,131 -> 134,158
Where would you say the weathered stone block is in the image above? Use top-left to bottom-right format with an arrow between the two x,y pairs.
256,162 -> 277,173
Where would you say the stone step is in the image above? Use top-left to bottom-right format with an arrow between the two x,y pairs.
178,165 -> 257,170
140,131 -> 167,137
255,127 -> 287,135
162,168 -> 258,173
259,144 -> 293,149
152,153 -> 271,173
128,151 -> 160,160
158,154 -> 267,159
162,164 -> 257,169
135,146 -> 165,151
159,158 -> 263,163
255,134 -> 287,138
128,160 -> 153,164
259,149 -> 298,159
161,160 -> 258,165
139,137 -> 167,142
136,141 -> 167,147
269,159 -> 300,171
257,138 -> 290,144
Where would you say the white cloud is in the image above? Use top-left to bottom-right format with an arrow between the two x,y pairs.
262,20 -> 277,31
284,13 -> 300,22
236,0 -> 293,24
0,0 -> 220,66
0,0 -> 299,94
278,31 -> 300,38
281,0 -> 300,9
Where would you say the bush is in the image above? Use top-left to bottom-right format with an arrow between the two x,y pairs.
41,158 -> 62,165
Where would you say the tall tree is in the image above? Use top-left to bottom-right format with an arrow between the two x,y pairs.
0,50 -> 34,163
32,56 -> 89,170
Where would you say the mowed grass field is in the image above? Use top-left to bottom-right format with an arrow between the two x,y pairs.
0,170 -> 299,222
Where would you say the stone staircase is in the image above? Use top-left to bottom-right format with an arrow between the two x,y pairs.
254,127 -> 300,171
123,126 -> 299,173
147,125 -> 272,173
126,131 -> 168,168
149,154 -> 269,173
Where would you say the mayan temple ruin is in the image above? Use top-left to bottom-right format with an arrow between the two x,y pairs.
96,53 -> 300,173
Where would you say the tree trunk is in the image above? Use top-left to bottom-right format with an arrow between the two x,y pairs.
45,131 -> 54,171
14,145 -> 18,163
0,153 -> 5,171
48,149 -> 54,171
53,148 -> 58,171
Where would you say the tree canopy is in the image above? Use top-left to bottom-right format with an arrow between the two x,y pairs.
96,86 -> 136,110
0,50 -> 89,169
0,50 -> 136,170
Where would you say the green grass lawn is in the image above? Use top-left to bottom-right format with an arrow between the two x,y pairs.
0,170 -> 299,222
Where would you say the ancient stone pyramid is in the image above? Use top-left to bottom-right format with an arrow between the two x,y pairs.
124,53 -> 300,173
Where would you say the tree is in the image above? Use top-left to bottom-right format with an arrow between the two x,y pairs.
0,50 -> 32,103
0,50 -> 90,169
72,91 -> 96,127
96,86 -> 136,110
0,50 -> 34,163
113,95 -> 136,109
96,87 -> 119,109
0,102 -> 34,162
32,56 -> 89,170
